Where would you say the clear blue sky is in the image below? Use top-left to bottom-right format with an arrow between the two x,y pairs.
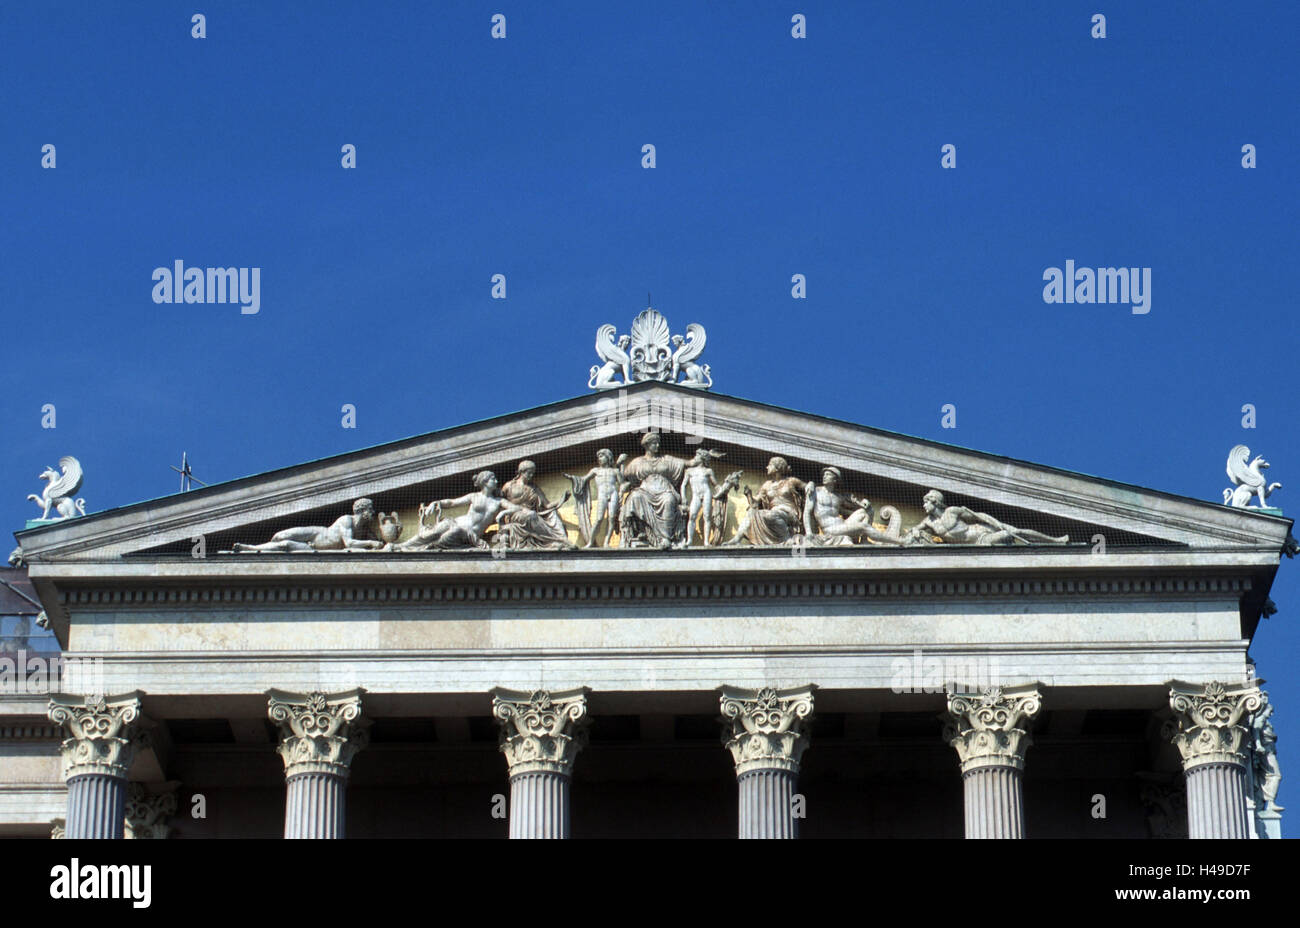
3,3 -> 1297,810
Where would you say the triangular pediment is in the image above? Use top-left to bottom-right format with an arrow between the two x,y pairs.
15,382 -> 1291,562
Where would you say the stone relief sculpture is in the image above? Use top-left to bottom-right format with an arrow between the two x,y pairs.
708,470 -> 743,546
565,450 -> 629,548
670,327 -> 711,388
1251,703 -> 1282,815
27,456 -> 86,520
234,499 -> 400,552
216,447 -> 1081,555
588,309 -> 711,389
629,309 -> 673,382
679,449 -> 730,547
803,467 -> 905,546
588,327 -> 632,390
396,472 -> 544,551
1223,445 -> 1281,509
618,432 -> 689,548
723,457 -> 805,547
903,490 -> 1068,546
498,461 -> 576,550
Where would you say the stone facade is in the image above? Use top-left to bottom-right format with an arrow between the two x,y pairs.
0,383 -> 1289,838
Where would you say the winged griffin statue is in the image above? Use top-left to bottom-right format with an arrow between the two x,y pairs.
1223,445 -> 1281,509
27,456 -> 87,520
589,309 -> 711,389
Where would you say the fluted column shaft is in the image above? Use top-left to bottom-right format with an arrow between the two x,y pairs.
737,768 -> 799,839
284,772 -> 348,839
1166,681 -> 1264,840
719,685 -> 815,840
66,774 -> 128,839
962,765 -> 1025,839
492,687 -> 590,839
267,689 -> 368,840
1184,763 -> 1250,839
508,771 -> 571,839
48,692 -> 145,840
944,684 -> 1042,840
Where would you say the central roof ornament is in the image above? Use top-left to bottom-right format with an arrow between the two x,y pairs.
588,307 -> 711,390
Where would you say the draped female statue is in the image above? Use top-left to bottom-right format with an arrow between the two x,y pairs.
618,432 -> 687,548
723,457 -> 805,546
499,460 -> 575,550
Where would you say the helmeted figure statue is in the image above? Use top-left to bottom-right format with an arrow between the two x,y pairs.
804,466 -> 905,545
619,432 -> 688,548
679,448 -> 729,546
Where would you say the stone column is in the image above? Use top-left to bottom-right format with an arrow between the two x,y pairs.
718,685 -> 815,839
943,684 -> 1042,839
47,692 -> 145,839
1166,681 -> 1264,839
267,689 -> 368,839
491,688 -> 590,839
125,782 -> 180,838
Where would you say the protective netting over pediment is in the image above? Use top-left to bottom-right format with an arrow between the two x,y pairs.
131,432 -> 1179,557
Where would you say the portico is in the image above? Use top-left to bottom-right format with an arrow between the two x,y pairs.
2,377 -> 1290,839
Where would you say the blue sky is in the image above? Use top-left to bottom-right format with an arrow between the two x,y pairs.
3,3 -> 1297,811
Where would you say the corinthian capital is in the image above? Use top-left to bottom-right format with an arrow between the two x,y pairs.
1165,680 -> 1265,770
125,782 -> 180,839
491,687 -> 590,777
267,689 -> 369,778
718,685 -> 816,775
47,692 -> 145,780
944,683 -> 1042,773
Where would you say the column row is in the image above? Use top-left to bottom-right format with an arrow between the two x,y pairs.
45,680 -> 1269,839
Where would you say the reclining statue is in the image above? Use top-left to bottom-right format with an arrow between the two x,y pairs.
233,498 -> 399,552
904,490 -> 1068,546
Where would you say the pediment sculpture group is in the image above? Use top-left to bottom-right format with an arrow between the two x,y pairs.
231,432 -> 1070,554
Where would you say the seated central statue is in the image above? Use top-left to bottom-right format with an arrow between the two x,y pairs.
618,432 -> 687,548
